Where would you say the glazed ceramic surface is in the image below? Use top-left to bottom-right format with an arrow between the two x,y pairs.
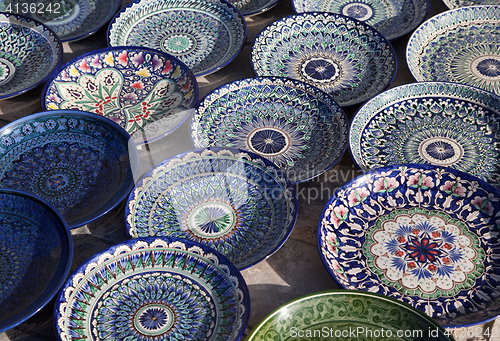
0,12 -> 62,99
0,189 -> 72,333
108,0 -> 247,77
0,0 -> 121,42
407,6 -> 500,95
250,12 -> 396,107
43,47 -> 198,144
247,290 -> 452,341
126,147 -> 297,270
55,237 -> 249,341
292,0 -> 429,41
350,82 -> 500,187
0,110 -> 135,228
228,0 -> 280,16
443,0 -> 500,9
191,77 -> 349,183
318,164 -> 500,327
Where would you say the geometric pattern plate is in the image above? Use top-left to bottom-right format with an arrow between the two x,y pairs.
0,12 -> 62,99
250,12 -> 397,107
125,147 -> 297,270
0,0 -> 121,42
407,6 -> 500,95
350,82 -> 500,188
318,164 -> 500,327
43,47 -> 198,145
108,0 -> 247,77
54,237 -> 249,341
247,290 -> 453,341
0,189 -> 72,333
443,0 -> 500,9
191,77 -> 349,183
228,0 -> 280,16
0,110 -> 135,228
292,0 -> 429,41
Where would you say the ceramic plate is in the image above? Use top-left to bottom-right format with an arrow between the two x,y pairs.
54,237 -> 249,341
0,110 -> 135,228
43,47 -> 198,144
0,189 -> 72,333
229,0 -> 280,16
0,12 -> 62,100
292,0 -> 429,41
0,0 -> 121,42
443,0 -> 500,9
319,164 -> 500,327
191,77 -> 349,183
407,6 -> 500,95
250,12 -> 396,107
350,82 -> 500,187
125,147 -> 297,270
107,0 -> 247,77
247,290 -> 452,341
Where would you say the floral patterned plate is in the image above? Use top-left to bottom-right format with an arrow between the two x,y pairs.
125,147 -> 297,270
407,6 -> 500,95
292,0 -> 429,41
42,47 -> 198,144
0,12 -> 62,100
228,0 -> 280,16
191,77 -> 349,183
318,164 -> 500,327
107,0 -> 247,77
0,110 -> 135,228
443,0 -> 500,9
350,82 -> 500,187
247,290 -> 452,341
54,237 -> 249,341
0,189 -> 72,333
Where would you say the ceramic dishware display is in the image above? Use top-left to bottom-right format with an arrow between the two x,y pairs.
350,82 -> 500,187
0,12 -> 62,100
107,0 -> 247,77
54,237 -> 249,341
443,0 -> 500,9
250,12 -> 396,107
319,164 -> 500,327
0,110 -> 135,228
191,77 -> 349,183
43,47 -> 198,144
0,0 -> 122,42
292,0 -> 429,41
407,6 -> 500,95
247,290 -> 452,341
228,0 -> 280,16
126,147 -> 297,270
0,189 -> 72,333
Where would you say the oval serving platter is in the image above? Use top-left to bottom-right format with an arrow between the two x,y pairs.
318,164 -> 500,327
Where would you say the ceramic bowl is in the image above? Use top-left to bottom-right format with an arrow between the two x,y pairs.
0,12 -> 62,100
191,77 -> 349,183
443,0 -> 500,9
318,163 -> 500,327
0,110 -> 136,228
0,189 -> 72,333
250,12 -> 397,107
42,47 -> 198,144
350,82 -> 500,187
0,0 -> 121,42
247,290 -> 452,341
54,237 -> 249,341
228,0 -> 280,16
292,0 -> 429,41
125,147 -> 297,270
407,5 -> 500,95
107,0 -> 247,77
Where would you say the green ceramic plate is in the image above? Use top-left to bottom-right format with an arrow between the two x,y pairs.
247,290 -> 454,341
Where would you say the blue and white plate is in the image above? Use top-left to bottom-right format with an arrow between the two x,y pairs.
292,0 -> 429,40
191,77 -> 349,183
125,147 -> 297,270
0,110 -> 135,228
108,0 -> 247,77
319,164 -> 500,327
228,0 -> 280,16
443,0 -> 500,9
350,82 -> 500,187
250,12 -> 397,107
54,237 -> 249,341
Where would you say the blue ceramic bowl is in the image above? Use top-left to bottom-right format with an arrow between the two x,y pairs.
0,189 -> 72,333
